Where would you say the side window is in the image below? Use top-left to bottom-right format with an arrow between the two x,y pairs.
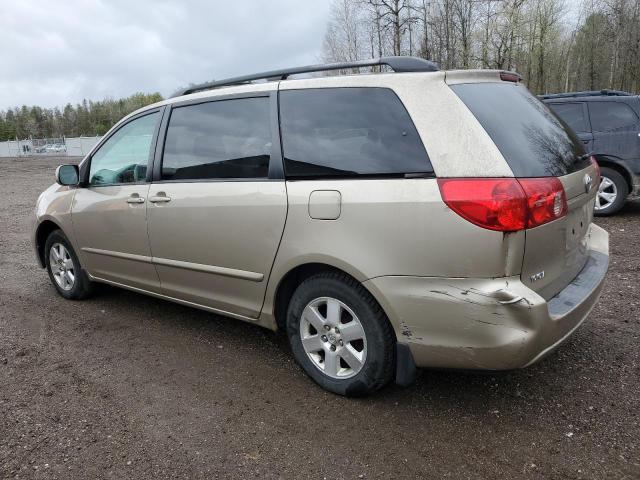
89,112 -> 159,186
589,102 -> 639,132
161,97 -> 271,180
279,87 -> 432,177
549,103 -> 589,133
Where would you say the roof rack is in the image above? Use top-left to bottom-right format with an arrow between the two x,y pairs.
177,56 -> 439,96
539,89 -> 632,100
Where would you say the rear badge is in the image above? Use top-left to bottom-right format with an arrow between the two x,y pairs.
584,173 -> 593,193
530,271 -> 545,283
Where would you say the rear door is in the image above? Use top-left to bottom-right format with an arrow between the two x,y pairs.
146,93 -> 287,318
450,82 -> 596,299
588,100 -> 640,163
547,102 -> 594,151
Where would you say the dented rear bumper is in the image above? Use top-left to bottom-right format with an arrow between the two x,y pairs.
364,224 -> 609,371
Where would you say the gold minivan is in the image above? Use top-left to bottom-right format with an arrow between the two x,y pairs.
33,57 -> 609,396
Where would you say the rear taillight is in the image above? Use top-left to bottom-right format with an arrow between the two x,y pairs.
437,178 -> 527,231
518,178 -> 568,228
590,156 -> 600,183
438,178 -> 568,232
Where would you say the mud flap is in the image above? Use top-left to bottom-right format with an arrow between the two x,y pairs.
395,343 -> 418,387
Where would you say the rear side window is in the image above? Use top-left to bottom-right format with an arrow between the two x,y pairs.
162,97 -> 271,180
451,83 -> 589,177
589,102 -> 639,132
548,103 -> 589,133
279,88 -> 432,178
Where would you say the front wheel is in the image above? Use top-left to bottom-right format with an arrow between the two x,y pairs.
286,272 -> 395,396
594,167 -> 628,216
44,230 -> 93,300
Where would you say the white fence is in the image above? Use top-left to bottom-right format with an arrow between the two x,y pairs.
0,140 -> 30,157
0,136 -> 103,157
65,137 -> 103,156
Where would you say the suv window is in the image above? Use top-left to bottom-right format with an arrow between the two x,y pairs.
279,87 -> 432,177
549,103 -> 589,133
89,112 -> 159,186
589,102 -> 639,132
451,83 -> 589,177
162,97 -> 271,180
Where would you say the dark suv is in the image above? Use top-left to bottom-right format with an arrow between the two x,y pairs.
541,90 -> 640,215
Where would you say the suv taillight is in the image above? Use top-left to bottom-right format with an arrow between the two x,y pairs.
437,178 -> 568,232
590,156 -> 600,183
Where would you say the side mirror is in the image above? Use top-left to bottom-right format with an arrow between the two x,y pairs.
55,164 -> 79,186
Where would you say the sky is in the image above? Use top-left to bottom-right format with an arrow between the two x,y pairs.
0,0 -> 332,110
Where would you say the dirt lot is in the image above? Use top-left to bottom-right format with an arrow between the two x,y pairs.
0,156 -> 638,479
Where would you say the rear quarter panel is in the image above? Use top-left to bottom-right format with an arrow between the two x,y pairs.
261,179 -> 525,325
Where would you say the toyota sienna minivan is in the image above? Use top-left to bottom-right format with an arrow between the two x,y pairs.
33,57 -> 609,396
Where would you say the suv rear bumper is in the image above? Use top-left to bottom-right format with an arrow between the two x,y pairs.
364,224 -> 609,371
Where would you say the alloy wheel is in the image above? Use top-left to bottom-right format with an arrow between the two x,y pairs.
595,175 -> 617,211
299,297 -> 367,379
49,243 -> 75,291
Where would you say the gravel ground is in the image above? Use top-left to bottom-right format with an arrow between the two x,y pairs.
0,156 -> 638,479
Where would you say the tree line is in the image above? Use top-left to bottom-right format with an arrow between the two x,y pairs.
322,0 -> 640,95
0,92 -> 163,141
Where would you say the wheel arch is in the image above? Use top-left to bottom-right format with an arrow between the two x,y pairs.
35,219 -> 64,268
594,155 -> 633,192
270,262 -> 393,337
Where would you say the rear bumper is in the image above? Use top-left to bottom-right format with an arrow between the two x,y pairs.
364,224 -> 609,370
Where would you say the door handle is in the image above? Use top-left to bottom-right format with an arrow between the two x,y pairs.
149,194 -> 171,203
126,195 -> 145,204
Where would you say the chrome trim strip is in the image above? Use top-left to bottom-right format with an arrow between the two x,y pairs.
152,257 -> 264,282
82,247 -> 152,264
82,247 -> 264,282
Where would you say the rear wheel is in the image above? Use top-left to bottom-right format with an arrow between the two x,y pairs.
44,230 -> 93,300
286,272 -> 395,396
595,167 -> 628,216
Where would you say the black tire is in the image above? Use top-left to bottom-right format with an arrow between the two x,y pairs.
44,230 -> 93,300
595,167 -> 628,216
286,272 -> 395,396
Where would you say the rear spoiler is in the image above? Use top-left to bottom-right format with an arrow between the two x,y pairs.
445,69 -> 521,85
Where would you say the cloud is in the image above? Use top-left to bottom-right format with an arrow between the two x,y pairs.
0,0 -> 331,109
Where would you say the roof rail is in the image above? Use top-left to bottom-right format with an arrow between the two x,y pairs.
176,56 -> 439,96
539,89 -> 632,100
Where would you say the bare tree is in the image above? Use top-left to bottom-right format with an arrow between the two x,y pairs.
323,0 -> 365,68
321,0 -> 640,94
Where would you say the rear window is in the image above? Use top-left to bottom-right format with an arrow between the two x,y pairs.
548,103 -> 589,133
279,87 -> 432,178
589,101 -> 639,132
451,83 -> 589,177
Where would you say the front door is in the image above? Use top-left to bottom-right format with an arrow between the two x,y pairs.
147,95 -> 287,318
72,111 -> 162,292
